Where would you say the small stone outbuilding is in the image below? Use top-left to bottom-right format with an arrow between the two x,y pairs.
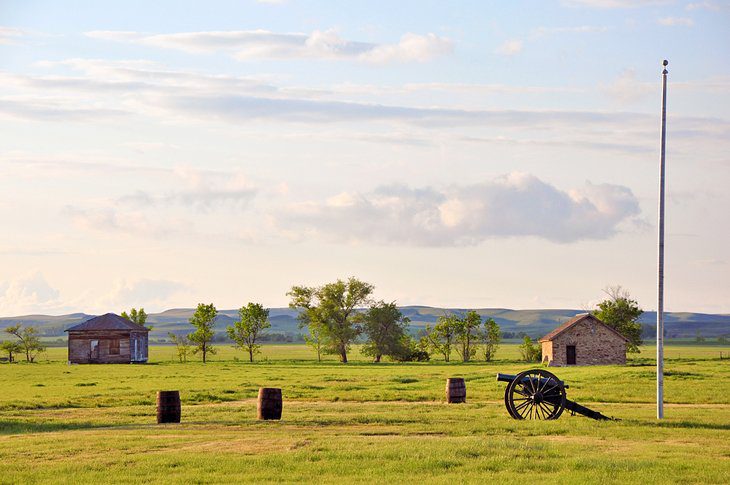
539,313 -> 628,366
66,313 -> 149,364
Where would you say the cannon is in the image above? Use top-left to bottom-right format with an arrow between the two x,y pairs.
496,369 -> 612,421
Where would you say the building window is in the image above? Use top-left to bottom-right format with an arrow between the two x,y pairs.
109,339 -> 120,355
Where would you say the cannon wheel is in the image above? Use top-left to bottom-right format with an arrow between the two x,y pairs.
505,369 -> 566,420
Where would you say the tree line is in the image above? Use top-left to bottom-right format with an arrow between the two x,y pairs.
164,280 -> 646,364
0,281 -> 645,364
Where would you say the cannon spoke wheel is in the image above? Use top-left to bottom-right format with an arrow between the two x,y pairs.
505,369 -> 566,420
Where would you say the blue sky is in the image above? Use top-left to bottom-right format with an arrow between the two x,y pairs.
1,0 -> 728,315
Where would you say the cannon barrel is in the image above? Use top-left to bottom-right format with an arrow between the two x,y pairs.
564,400 -> 612,421
496,372 -> 569,389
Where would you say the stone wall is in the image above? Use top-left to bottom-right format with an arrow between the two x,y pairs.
543,318 -> 626,366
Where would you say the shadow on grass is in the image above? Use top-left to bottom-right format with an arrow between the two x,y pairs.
655,420 -> 730,431
624,419 -> 730,431
0,420 -> 107,435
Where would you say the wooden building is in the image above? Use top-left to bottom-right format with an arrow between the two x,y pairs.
539,313 -> 628,366
66,313 -> 149,364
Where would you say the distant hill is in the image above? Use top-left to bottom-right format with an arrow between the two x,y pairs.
1,306 -> 728,341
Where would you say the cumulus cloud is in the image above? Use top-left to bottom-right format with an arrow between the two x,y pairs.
277,173 -> 641,245
495,39 -> 523,56
85,29 -> 453,63
118,167 -> 257,211
0,272 -> 63,316
99,278 -> 190,310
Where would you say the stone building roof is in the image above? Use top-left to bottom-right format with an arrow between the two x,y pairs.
65,313 -> 149,333
539,313 -> 629,343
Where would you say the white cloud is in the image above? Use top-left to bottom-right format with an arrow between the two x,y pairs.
119,167 -> 257,211
99,278 -> 190,311
600,69 -> 653,104
277,173 -> 641,245
0,97 -> 127,122
85,29 -> 453,64
496,39 -> 523,56
532,25 -> 610,36
658,17 -> 695,26
686,1 -> 728,11
0,272 -> 63,316
0,26 -> 26,45
359,33 -> 454,63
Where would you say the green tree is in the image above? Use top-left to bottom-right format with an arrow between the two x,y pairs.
1,340 -> 23,363
288,277 -> 374,363
5,324 -> 45,362
594,286 -> 643,353
361,301 -> 411,363
425,314 -> 458,362
167,332 -> 191,363
121,308 -> 152,330
454,311 -> 481,362
227,303 -> 271,362
518,336 -> 541,362
188,303 -> 218,363
481,317 -> 502,362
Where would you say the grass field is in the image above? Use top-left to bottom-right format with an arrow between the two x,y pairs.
1,344 -> 729,484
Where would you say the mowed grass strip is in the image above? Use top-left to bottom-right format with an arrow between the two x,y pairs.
1,344 -> 729,483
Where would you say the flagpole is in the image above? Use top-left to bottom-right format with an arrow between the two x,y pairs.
657,59 -> 668,420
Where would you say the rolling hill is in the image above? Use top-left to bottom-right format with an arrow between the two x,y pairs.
1,306 -> 728,341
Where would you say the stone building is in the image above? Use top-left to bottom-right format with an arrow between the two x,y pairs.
539,313 -> 628,366
66,313 -> 149,364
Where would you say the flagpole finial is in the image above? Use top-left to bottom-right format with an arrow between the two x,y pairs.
663,59 -> 668,74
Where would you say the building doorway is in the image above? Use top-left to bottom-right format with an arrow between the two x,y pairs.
90,340 -> 99,361
566,345 -> 576,365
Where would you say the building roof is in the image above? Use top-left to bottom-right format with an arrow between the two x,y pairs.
539,313 -> 629,343
65,313 -> 150,333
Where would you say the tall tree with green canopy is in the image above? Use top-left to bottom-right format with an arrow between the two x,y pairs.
425,314 -> 458,362
288,277 -> 374,363
121,308 -> 152,330
481,317 -> 501,362
361,301 -> 410,363
188,303 -> 218,363
454,310 -> 481,362
594,286 -> 643,353
227,302 -> 271,362
5,324 -> 45,362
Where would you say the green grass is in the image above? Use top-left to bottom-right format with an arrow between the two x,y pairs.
1,344 -> 729,484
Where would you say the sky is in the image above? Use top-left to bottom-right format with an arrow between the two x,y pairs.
0,0 -> 729,316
